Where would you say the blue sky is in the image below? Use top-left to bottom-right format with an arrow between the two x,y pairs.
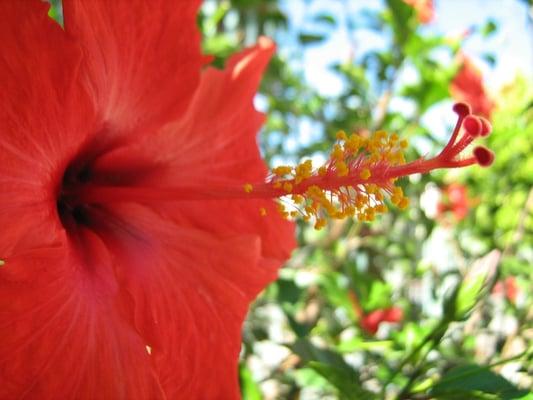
278,0 -> 532,95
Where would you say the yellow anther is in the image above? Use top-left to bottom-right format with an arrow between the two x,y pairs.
360,168 -> 371,180
398,197 -> 410,209
374,130 -> 387,141
243,183 -> 253,193
393,187 -> 403,197
314,218 -> 327,230
264,127 -> 412,227
277,203 -> 289,219
273,166 -> 292,176
331,144 -> 344,160
367,184 -> 378,194
391,196 -> 400,205
333,211 -> 345,219
356,193 -> 367,207
259,207 -> 267,217
375,204 -> 388,213
397,153 -> 406,164
0,259 -> 4,267
336,130 -> 347,141
345,135 -> 361,152
366,140 -> 378,152
292,194 -> 304,204
400,139 -> 409,148
366,209 -> 376,221
336,161 -> 349,177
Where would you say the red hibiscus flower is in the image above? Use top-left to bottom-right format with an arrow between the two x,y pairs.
437,183 -> 471,222
360,307 -> 404,335
493,277 -> 519,304
450,55 -> 495,120
403,0 -> 435,24
0,2 -> 294,399
349,290 -> 403,336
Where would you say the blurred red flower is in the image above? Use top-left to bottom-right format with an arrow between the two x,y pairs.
0,1 -> 294,399
349,291 -> 403,335
437,183 -> 471,222
360,308 -> 404,335
403,0 -> 435,24
493,277 -> 519,304
450,56 -> 495,119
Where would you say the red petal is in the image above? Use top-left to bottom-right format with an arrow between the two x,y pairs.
89,203 -> 281,398
0,1 -> 93,254
0,232 -> 165,399
1,197 -> 290,398
360,310 -> 384,335
160,38 -> 296,260
90,38 -> 296,261
382,307 -> 404,323
63,0 -> 203,135
450,56 -> 494,119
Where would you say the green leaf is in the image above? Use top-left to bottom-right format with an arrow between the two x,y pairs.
289,338 -> 350,371
286,313 -> 313,338
444,251 -> 500,320
298,33 -> 326,45
481,19 -> 498,37
308,362 -> 376,400
454,274 -> 485,317
385,0 -> 416,46
337,338 -> 393,353
314,13 -> 337,26
239,364 -> 262,400
482,53 -> 497,67
430,364 -> 529,399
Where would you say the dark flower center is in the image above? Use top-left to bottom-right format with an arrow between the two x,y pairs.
55,134 -> 118,231
57,162 -> 95,229
55,134 -> 161,232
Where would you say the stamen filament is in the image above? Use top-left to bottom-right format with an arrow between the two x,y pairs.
73,151 -> 471,205
71,103 -> 493,230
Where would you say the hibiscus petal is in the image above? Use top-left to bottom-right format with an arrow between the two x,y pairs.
0,231 -> 165,399
88,203 -> 278,398
0,1 -> 93,254
62,0 -> 204,135
89,38 -> 296,261
159,37 -> 296,261
450,55 -> 494,119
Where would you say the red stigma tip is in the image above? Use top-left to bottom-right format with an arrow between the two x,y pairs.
478,117 -> 492,137
473,146 -> 494,167
453,102 -> 471,117
463,115 -> 482,137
